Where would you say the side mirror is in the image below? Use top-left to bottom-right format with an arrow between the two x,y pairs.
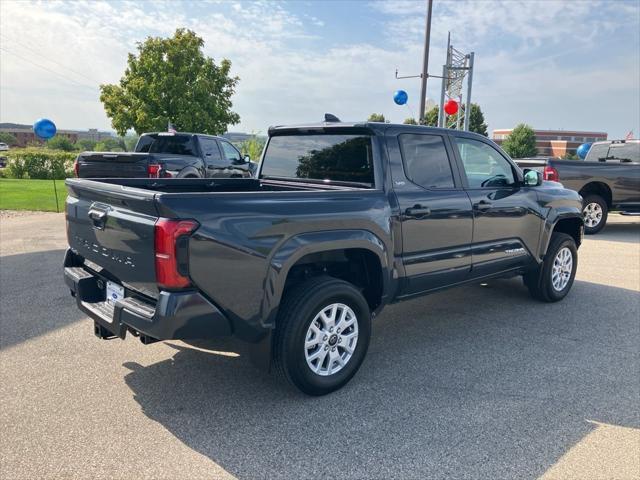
523,169 -> 542,187
243,154 -> 251,163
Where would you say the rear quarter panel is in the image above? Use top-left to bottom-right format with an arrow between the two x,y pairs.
156,189 -> 397,341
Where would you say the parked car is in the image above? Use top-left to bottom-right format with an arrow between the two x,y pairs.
0,142 -> 9,151
64,118 -> 584,395
74,132 -> 256,179
515,140 -> 640,234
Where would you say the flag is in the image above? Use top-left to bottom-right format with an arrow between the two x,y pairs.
625,130 -> 634,140
167,121 -> 177,133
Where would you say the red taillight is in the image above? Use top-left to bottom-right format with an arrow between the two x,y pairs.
148,164 -> 161,178
73,160 -> 79,177
154,218 -> 199,289
543,165 -> 559,182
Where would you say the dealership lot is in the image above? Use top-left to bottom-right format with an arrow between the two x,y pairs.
1,212 -> 638,479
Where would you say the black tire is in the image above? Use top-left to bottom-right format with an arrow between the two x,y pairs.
582,194 -> 608,234
524,232 -> 578,302
273,276 -> 371,396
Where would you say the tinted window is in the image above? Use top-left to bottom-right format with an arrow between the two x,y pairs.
399,134 -> 454,189
262,135 -> 374,186
200,138 -> 223,163
584,143 -> 609,162
454,137 -> 515,188
136,134 -> 197,156
220,141 -> 242,164
607,143 -> 640,162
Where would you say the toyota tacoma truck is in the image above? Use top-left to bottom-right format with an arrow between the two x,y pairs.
75,131 -> 256,179
516,139 -> 640,234
64,118 -> 584,395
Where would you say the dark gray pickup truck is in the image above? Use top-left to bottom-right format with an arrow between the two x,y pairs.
516,140 -> 640,234
64,119 -> 584,395
75,132 -> 255,179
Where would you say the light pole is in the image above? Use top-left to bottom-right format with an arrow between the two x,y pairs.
419,0 -> 434,124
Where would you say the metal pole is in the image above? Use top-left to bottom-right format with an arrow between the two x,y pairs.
456,95 -> 463,130
419,0 -> 434,124
463,52 -> 475,131
438,64 -> 447,127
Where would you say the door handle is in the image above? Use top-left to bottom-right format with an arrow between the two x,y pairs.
405,205 -> 431,218
474,200 -> 492,211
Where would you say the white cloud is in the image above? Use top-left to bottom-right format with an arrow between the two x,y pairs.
0,0 -> 638,139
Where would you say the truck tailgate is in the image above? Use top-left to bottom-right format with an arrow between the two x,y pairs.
77,152 -> 149,178
65,179 -> 160,298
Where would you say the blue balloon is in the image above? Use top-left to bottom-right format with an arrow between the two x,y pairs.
576,143 -> 592,159
33,118 -> 57,139
393,90 -> 408,106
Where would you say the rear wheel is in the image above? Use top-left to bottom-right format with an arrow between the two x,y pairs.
582,194 -> 608,234
524,232 -> 578,302
273,276 -> 371,395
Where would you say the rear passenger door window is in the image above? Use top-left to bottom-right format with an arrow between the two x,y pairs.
398,134 -> 455,189
200,138 -> 223,165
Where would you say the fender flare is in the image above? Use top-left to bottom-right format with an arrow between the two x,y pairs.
260,229 -> 391,328
539,211 -> 584,260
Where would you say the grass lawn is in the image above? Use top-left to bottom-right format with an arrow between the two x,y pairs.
0,178 -> 69,212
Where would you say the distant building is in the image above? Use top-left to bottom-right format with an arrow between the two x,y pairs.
0,123 -> 113,147
492,128 -> 608,157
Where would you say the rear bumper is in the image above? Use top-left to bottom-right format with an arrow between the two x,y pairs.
64,250 -> 232,341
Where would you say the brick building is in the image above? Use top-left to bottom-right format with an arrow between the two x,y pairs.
492,128 -> 608,157
0,123 -> 112,147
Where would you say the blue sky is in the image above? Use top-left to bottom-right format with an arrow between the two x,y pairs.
1,0 -> 639,138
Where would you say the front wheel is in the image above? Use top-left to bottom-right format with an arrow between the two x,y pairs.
524,232 -> 578,302
273,276 -> 371,395
582,194 -> 608,234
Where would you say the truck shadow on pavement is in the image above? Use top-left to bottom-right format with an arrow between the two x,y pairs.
0,249 -> 85,349
123,278 -> 639,479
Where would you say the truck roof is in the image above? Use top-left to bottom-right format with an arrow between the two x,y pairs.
268,121 -> 476,138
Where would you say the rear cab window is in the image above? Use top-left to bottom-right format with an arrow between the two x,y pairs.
136,134 -> 198,156
260,134 -> 374,187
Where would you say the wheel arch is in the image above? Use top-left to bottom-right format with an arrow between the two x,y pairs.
539,213 -> 584,259
579,182 -> 612,207
263,230 -> 391,328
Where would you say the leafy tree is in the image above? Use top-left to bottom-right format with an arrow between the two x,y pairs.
421,107 -> 439,127
0,132 -> 17,146
95,137 -> 126,152
75,139 -> 98,151
123,135 -> 139,152
367,113 -> 386,123
420,103 -> 488,136
100,28 -> 240,136
46,136 -> 77,151
239,134 -> 266,161
403,117 -> 418,125
502,123 -> 538,158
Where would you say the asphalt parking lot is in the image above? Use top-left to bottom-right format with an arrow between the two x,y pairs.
1,211 -> 638,479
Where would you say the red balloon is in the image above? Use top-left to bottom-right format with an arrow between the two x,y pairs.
444,99 -> 459,115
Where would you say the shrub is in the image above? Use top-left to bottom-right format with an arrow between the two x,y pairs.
46,136 -> 78,151
5,148 -> 76,179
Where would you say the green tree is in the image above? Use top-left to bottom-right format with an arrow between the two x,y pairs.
123,134 -> 139,152
502,123 -> 538,158
95,137 -> 126,152
421,107 -> 439,126
46,136 -> 77,151
100,28 -> 240,136
403,117 -> 418,125
367,113 -> 386,122
0,132 -> 17,146
420,103 -> 488,136
75,139 -> 98,151
238,134 -> 265,161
